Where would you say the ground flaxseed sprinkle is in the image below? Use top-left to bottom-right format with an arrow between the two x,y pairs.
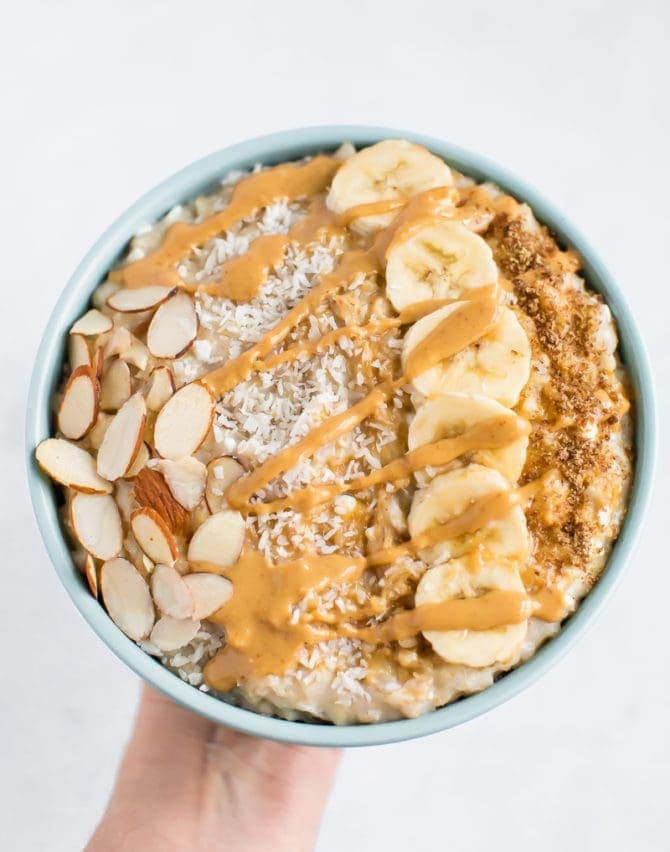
481,200 -> 631,584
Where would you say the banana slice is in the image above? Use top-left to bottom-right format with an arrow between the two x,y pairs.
415,558 -> 528,667
401,303 -> 531,407
408,393 -> 529,483
327,140 -> 453,234
386,220 -> 497,312
408,463 -> 529,565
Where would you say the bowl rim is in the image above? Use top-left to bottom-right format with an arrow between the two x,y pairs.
26,125 -> 656,747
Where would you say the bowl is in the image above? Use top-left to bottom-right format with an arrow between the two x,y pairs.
26,126 -> 656,747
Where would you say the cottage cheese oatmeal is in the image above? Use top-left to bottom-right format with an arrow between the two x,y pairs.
36,140 -> 633,724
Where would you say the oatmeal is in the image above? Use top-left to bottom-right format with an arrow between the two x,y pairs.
36,140 -> 632,724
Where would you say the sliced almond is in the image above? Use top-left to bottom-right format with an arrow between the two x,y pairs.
133,468 -> 190,532
72,548 -> 89,573
154,382 -> 215,460
145,366 -> 175,411
147,292 -> 198,359
70,309 -> 113,336
123,532 -> 147,577
36,439 -> 112,493
68,334 -> 91,371
205,457 -> 246,513
150,564 -> 195,618
152,457 -> 206,510
107,285 -> 175,313
101,557 -> 155,640
187,510 -> 245,569
191,501 -> 210,530
88,412 -> 113,450
97,393 -> 147,481
93,329 -> 111,355
115,479 -> 136,523
100,359 -> 132,412
103,326 -> 133,360
183,573 -> 233,619
93,280 -> 121,309
93,345 -> 105,379
122,314 -> 153,338
131,507 -> 179,566
125,441 -> 150,479
149,616 -> 201,652
57,366 -> 100,440
70,492 -> 123,561
122,336 -> 149,371
84,553 -> 99,597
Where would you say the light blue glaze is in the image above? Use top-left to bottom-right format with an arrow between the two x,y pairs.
26,127 -> 656,747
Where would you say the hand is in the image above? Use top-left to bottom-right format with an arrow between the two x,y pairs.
87,685 -> 341,851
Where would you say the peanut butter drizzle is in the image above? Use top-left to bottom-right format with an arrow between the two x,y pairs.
203,547 -> 527,694
258,318 -> 400,372
402,296 -> 499,381
372,186 -> 458,263
200,185 -> 463,395
397,298 -> 460,324
527,586 -> 566,621
225,296 -> 502,511
248,414 -> 528,516
204,233 -> 288,301
339,197 -> 408,225
344,591 -> 531,643
365,488 -> 517,567
517,469 -> 561,504
251,293 -> 489,375
203,489 -> 533,691
204,550 -> 366,691
110,156 -> 340,289
226,380 -> 399,510
394,283 -> 501,326
201,249 -> 379,395
201,195 -> 345,301
204,477 -> 561,691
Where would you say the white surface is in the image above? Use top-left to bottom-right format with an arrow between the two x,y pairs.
1,1 -> 668,849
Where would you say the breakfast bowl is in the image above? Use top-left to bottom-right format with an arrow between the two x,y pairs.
26,126 -> 656,747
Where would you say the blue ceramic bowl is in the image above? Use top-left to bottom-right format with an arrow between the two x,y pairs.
26,127 -> 656,747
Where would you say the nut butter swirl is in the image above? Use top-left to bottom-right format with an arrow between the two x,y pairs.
111,156 -> 340,291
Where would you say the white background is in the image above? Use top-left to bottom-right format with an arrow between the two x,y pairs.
1,1 -> 668,849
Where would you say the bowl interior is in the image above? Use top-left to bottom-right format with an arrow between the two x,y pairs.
26,126 -> 656,747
